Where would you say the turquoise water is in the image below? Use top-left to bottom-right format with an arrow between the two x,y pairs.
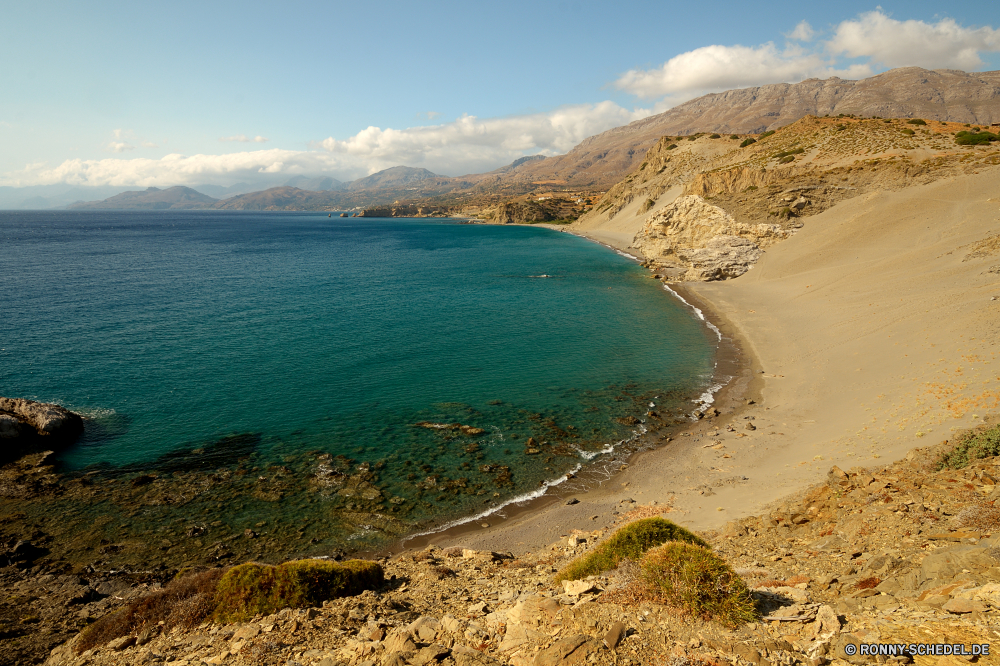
1,210 -> 716,552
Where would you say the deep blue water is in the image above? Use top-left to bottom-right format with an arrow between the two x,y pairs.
1,210 -> 716,547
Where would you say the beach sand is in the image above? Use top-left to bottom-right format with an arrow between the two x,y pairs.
425,168 -> 1000,555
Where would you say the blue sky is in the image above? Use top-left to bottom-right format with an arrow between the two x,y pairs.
2,0 -> 999,188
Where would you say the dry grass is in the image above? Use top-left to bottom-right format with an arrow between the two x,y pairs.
955,502 -> 1000,531
76,568 -> 226,654
639,542 -> 758,627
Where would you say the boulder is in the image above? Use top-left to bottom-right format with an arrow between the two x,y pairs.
0,397 -> 84,463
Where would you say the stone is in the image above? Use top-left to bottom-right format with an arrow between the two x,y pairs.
565,498 -> 579,505
382,629 -> 417,654
232,624 -> 260,642
810,605 -> 840,639
441,614 -> 462,633
107,635 -> 137,651
0,397 -> 85,463
409,616 -> 442,642
942,598 -> 983,614
561,580 -> 596,597
971,583 -> 1000,608
409,644 -> 450,665
467,601 -> 489,615
532,635 -> 598,666
603,622 -> 626,650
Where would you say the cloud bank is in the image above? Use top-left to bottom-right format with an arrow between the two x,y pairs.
615,10 -> 1000,99
220,135 -> 269,143
4,102 -> 650,187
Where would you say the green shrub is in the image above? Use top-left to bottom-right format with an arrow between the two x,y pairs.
901,128 -> 915,136
883,119 -> 893,123
639,542 -> 758,627
729,134 -> 739,140
907,119 -> 927,125
955,131 -> 999,146
709,134 -> 721,139
759,130 -> 776,139
555,518 -> 707,582
739,138 -> 756,148
666,143 -> 678,150
938,424 -> 1000,469
774,148 -> 805,159
778,155 -> 795,164
213,559 -> 384,622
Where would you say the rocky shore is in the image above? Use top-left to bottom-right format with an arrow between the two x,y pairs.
0,398 -> 83,465
27,423 -> 1000,666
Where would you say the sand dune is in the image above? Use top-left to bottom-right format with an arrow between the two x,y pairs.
439,167 -> 1000,553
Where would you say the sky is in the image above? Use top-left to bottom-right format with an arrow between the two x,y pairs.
2,0 -> 1000,189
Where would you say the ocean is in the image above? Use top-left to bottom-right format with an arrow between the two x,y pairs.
0,210 -> 718,562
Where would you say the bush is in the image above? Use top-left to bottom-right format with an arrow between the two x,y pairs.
739,138 -> 756,148
778,155 -> 795,164
555,517 -> 707,582
639,542 -> 758,627
759,130 -> 776,139
901,128 -> 915,136
774,148 -> 805,159
709,134 -> 721,139
213,559 -> 384,622
955,131 -> 999,146
938,424 -> 1000,469
729,134 -> 739,140
667,144 -> 678,150
907,118 -> 927,125
76,568 -> 226,654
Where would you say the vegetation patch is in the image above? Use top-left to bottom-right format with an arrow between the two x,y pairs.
759,130 -> 776,139
938,424 -> 1000,469
739,138 -> 756,148
901,128 -> 915,136
75,559 -> 383,652
774,148 -> 805,159
667,144 -> 679,150
907,118 -> 927,125
729,135 -> 738,140
955,131 -> 1000,146
76,568 -> 226,654
638,542 -> 758,627
555,517 -> 707,582
213,559 -> 384,623
709,134 -> 721,139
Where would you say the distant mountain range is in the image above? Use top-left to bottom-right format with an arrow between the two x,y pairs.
16,67 -> 1000,213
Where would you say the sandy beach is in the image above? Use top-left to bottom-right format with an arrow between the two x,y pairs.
425,168 -> 1000,555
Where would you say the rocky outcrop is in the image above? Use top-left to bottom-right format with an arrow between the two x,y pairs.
489,201 -> 556,225
631,195 -> 788,280
0,397 -> 83,463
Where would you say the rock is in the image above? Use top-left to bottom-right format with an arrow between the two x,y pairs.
441,614 -> 462,633
565,498 -> 579,505
107,635 -> 137,651
533,635 -> 599,666
942,598 -> 983,614
232,624 -> 260,642
467,601 -> 489,616
810,605 -> 841,639
603,622 -> 626,650
970,583 -> 1000,608
561,580 -> 597,597
382,628 -> 417,654
745,422 -> 756,431
409,616 -> 442,642
409,644 -> 450,665
631,196 -> 789,282
566,535 -> 584,546
0,397 -> 84,463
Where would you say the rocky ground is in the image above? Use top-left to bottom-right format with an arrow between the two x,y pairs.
25,423 -> 999,666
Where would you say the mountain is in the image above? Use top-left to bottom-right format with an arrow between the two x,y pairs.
491,67 -> 1000,190
282,176 -> 345,191
347,166 -> 443,191
211,186 -> 344,211
67,186 -> 217,210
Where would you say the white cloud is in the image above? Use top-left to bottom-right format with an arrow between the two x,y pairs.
828,10 -> 1000,70
107,141 -> 135,153
615,11 -> 1000,99
2,102 -> 651,187
141,141 -> 159,149
220,134 -> 269,143
320,102 -> 650,175
787,20 -> 815,41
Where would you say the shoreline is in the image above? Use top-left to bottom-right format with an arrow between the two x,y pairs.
395,231 -> 759,556
409,169 -> 1000,552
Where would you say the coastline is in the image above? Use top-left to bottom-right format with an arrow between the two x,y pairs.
413,168 -> 1000,554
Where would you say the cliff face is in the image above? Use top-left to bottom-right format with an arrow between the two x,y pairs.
572,113 -> 1000,279
632,196 -> 789,280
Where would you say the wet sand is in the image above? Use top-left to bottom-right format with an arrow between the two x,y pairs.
428,168 -> 1000,553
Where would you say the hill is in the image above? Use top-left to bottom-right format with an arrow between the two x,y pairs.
483,67 -> 1000,191
66,186 -> 217,210
347,166 -> 445,191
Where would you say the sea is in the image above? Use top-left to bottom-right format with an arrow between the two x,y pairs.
0,210 -> 719,561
